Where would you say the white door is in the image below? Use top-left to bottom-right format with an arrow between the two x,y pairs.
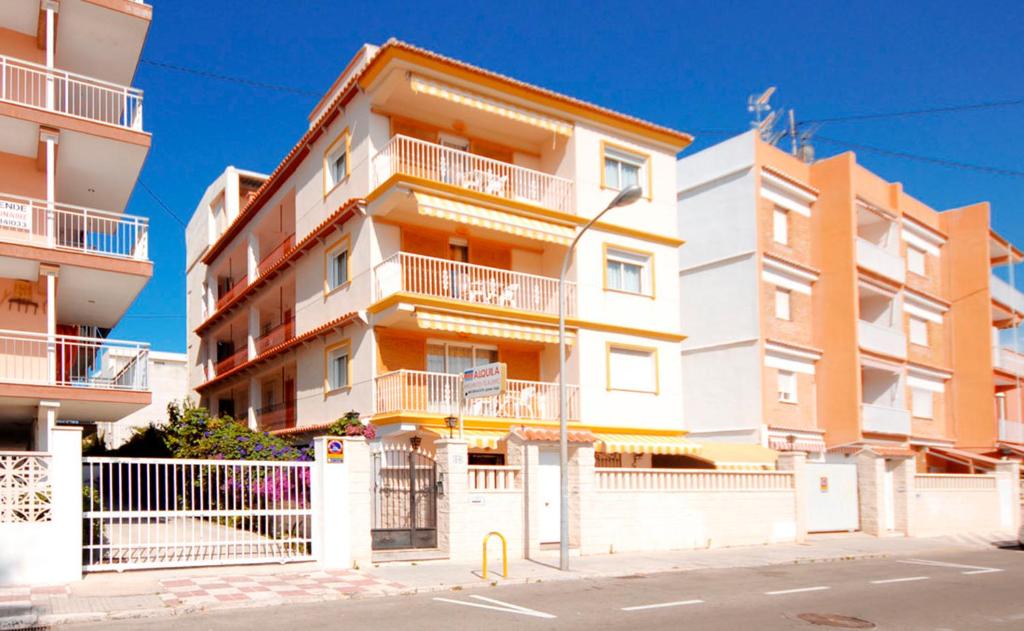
804,463 -> 860,532
538,449 -> 561,543
883,465 -> 896,532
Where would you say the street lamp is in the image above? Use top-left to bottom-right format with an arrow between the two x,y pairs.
558,184 -> 643,571
444,415 -> 458,439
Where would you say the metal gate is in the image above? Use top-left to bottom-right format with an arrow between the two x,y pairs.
804,462 -> 860,532
371,443 -> 437,550
82,457 -> 314,571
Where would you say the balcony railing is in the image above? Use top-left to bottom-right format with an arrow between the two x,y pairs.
257,400 -> 296,432
0,193 -> 148,260
374,252 -> 576,317
993,346 -> 1024,376
374,369 -> 579,422
856,238 -> 905,284
858,320 -> 907,359
0,55 -> 144,130
0,329 -> 148,391
999,418 -> 1024,443
254,319 -> 295,355
257,234 -> 295,277
216,276 -> 248,310
991,274 -> 1024,313
861,402 -> 911,436
372,134 -> 576,214
214,346 -> 247,376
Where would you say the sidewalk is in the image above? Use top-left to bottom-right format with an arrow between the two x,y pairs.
0,532 -> 1013,629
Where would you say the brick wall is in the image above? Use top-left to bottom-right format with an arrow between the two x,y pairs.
763,367 -> 818,431
762,281 -> 815,349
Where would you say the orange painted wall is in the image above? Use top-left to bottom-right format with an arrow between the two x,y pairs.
0,151 -> 44,199
942,203 -> 998,449
0,28 -> 44,65
762,366 -> 818,431
0,277 -> 47,333
400,227 -> 512,270
375,328 -> 540,381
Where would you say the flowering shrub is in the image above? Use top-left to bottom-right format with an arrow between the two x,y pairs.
161,401 -> 313,462
325,410 -> 376,440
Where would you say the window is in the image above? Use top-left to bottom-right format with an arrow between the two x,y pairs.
605,247 -> 652,295
325,237 -> 350,292
773,207 -> 789,245
778,370 -> 798,403
907,245 -> 926,276
607,345 -> 657,393
909,316 -> 928,346
326,343 -> 350,391
775,288 -> 791,320
426,342 -> 498,375
323,130 -> 351,193
911,387 -> 933,419
603,144 -> 647,195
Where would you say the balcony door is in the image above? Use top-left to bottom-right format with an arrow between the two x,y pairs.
425,342 -> 498,414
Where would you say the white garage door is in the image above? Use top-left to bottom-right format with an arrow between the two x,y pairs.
804,463 -> 859,532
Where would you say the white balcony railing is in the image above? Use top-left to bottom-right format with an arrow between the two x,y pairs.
991,274 -> 1024,312
861,402 -> 911,436
999,418 -> 1024,444
373,252 -> 575,317
374,369 -> 579,422
856,238 -> 905,284
372,134 -> 575,214
0,193 -> 148,260
0,329 -> 149,391
858,320 -> 907,359
0,55 -> 143,130
993,346 -> 1024,376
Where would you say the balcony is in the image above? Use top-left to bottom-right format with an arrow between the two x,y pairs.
372,135 -> 575,214
374,252 -> 575,317
856,238 -> 905,284
861,403 -> 911,436
254,319 -> 295,355
0,55 -> 144,131
0,193 -> 148,260
257,400 -> 296,432
257,234 -> 295,277
0,329 -> 148,391
214,347 -> 247,376
374,370 -> 579,422
999,418 -> 1024,443
858,320 -> 907,359
216,276 -> 248,311
993,346 -> 1024,376
991,274 -> 1024,312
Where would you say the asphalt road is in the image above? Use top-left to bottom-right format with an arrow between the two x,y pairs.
68,547 -> 1024,630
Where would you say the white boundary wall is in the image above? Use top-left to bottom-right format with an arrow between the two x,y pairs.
909,472 -> 1019,537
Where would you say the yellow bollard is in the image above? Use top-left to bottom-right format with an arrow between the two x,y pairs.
481,531 -> 508,580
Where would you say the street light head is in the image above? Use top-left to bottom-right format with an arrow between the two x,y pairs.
607,185 -> 643,210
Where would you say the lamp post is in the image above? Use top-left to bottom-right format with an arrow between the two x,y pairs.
558,184 -> 643,571
444,415 -> 458,439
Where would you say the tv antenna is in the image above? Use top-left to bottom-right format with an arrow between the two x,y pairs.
747,86 -> 776,127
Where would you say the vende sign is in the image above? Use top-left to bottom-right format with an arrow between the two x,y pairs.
0,200 -> 31,232
463,362 -> 507,400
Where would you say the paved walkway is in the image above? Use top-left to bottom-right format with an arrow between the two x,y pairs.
0,532 -> 1014,629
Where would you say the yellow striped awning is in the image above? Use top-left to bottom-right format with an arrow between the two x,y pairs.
425,427 -> 508,450
413,193 -> 575,246
410,75 -> 574,137
690,442 -> 779,471
593,432 -> 700,456
416,310 -> 574,345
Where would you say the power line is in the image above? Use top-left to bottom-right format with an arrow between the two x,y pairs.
140,58 -> 320,97
138,179 -> 187,228
813,136 -> 1024,178
801,97 -> 1024,124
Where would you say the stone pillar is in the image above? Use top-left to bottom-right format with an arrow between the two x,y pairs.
995,461 -> 1021,533
247,233 -> 259,283
856,450 -> 887,536
776,451 -> 808,543
569,443 -> 595,551
41,265 -> 58,384
435,439 -> 468,559
311,436 -> 372,570
247,306 -> 259,360
49,425 -> 83,584
247,377 -> 260,430
34,400 -> 60,453
43,2 -> 58,109
345,437 -> 372,568
890,456 -> 915,536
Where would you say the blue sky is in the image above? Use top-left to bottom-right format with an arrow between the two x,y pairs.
115,0 -> 1024,352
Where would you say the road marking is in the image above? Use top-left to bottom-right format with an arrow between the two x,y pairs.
899,559 -> 1003,574
432,595 -> 556,619
870,576 -> 929,584
765,586 -> 830,596
622,599 -> 704,611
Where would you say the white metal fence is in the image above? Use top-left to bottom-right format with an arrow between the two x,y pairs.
374,369 -> 579,421
374,252 -> 575,317
0,452 -> 51,523
0,55 -> 144,130
82,457 -> 313,571
0,193 -> 149,260
372,134 -> 575,214
595,468 -> 795,492
0,330 -> 149,391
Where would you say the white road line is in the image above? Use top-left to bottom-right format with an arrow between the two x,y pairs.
899,559 -> 1003,574
765,586 -> 831,596
622,599 -> 704,611
432,596 -> 557,619
870,576 -> 930,584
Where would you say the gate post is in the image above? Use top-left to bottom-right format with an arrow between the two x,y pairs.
435,439 -> 468,559
856,449 -> 886,536
995,461 -> 1021,533
776,451 -> 807,543
312,436 -> 372,569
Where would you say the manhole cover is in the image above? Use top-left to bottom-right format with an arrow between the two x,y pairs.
797,613 -> 875,628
